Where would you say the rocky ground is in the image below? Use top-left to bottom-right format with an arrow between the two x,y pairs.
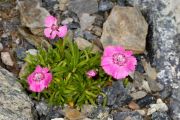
0,0 -> 179,120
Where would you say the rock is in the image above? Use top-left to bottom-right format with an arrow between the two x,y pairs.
93,14 -> 105,27
173,1 -> 180,33
0,42 -> 3,51
61,11 -> 79,23
45,106 -> 64,120
128,101 -> 140,110
42,0 -> 58,11
82,106 -> 109,119
160,86 -> 172,100
169,99 -> 180,120
64,107 -> 85,120
142,80 -> 151,93
83,31 -> 97,41
15,47 -> 26,60
17,0 -> 50,36
1,35 -> 12,48
114,93 -> 132,108
35,102 -> 49,116
68,22 -> 80,29
130,91 -> 147,100
0,67 -> 33,120
142,59 -> 157,80
137,95 -> 156,108
117,0 -> 125,6
135,110 -> 146,116
113,112 -> 143,120
1,52 -> 14,66
19,63 -> 28,79
81,105 -> 95,117
100,6 -> 148,54
126,0 -> 179,118
136,60 -> 145,73
68,0 -> 98,17
147,99 -> 168,115
98,0 -> 113,12
51,118 -> 64,120
26,49 -> 38,56
59,0 -> 68,11
75,37 -> 101,53
61,18 -> 73,25
18,27 -> 51,48
103,81 -> 132,107
147,79 -> 162,92
151,112 -> 171,120
96,94 -> 104,105
74,29 -> 83,38
80,13 -> 96,31
91,26 -> 102,36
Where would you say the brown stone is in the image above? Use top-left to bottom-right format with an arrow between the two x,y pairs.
128,101 -> 140,110
75,37 -> 102,53
100,6 -> 148,54
64,107 -> 85,120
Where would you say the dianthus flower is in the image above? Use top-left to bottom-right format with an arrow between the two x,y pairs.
101,46 -> 137,79
86,70 -> 97,78
27,65 -> 52,92
44,15 -> 67,39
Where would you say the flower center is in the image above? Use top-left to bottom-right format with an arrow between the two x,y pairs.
33,73 -> 44,81
51,24 -> 58,31
113,53 -> 126,66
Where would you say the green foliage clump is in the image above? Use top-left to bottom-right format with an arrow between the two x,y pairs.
21,38 -> 110,107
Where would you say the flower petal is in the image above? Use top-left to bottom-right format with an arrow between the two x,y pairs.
102,63 -> 119,78
27,73 -> 35,84
50,30 -> 58,39
44,28 -> 52,38
126,57 -> 137,71
44,15 -> 57,27
113,67 -> 129,79
29,82 -> 45,92
101,56 -> 113,66
35,65 -> 43,72
57,25 -> 68,37
42,67 -> 49,73
43,73 -> 52,87
124,50 -> 133,57
103,46 -> 115,57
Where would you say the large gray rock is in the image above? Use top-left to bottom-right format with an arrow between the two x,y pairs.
68,0 -> 98,17
17,0 -> 50,36
125,0 -> 180,119
0,67 -> 33,120
172,0 -> 180,33
100,6 -> 148,54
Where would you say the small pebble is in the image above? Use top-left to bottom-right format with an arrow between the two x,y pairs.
1,52 -> 14,66
98,0 -> 113,11
137,95 -> 156,108
130,91 -> 147,100
61,18 -> 73,25
128,101 -> 140,110
142,80 -> 151,93
147,99 -> 168,115
51,118 -> 64,120
135,110 -> 146,116
26,49 -> 38,55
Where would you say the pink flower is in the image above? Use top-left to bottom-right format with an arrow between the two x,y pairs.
86,70 -> 97,78
27,65 -> 52,92
44,15 -> 67,39
101,46 -> 137,79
